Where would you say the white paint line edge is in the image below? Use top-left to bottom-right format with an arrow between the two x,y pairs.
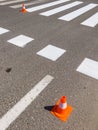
40,1 -> 83,16
58,3 -> 98,21
81,12 -> 98,27
27,0 -> 70,12
76,58 -> 98,80
10,0 -> 46,8
7,35 -> 34,48
0,0 -> 28,5
0,0 -> 6,1
0,27 -> 10,35
37,44 -> 66,61
0,75 -> 54,130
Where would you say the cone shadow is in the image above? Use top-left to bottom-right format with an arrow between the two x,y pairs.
44,106 -> 54,111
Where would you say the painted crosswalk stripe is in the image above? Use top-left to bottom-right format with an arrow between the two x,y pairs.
40,1 -> 83,16
0,27 -> 10,35
0,0 -> 7,2
58,3 -> 98,21
76,58 -> 98,80
81,12 -> 98,27
37,44 -> 66,61
0,75 -> 54,130
0,0 -> 28,5
10,0 -> 46,8
7,35 -> 34,48
27,0 -> 70,12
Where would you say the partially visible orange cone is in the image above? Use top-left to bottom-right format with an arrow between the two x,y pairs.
51,96 -> 73,122
21,4 -> 27,13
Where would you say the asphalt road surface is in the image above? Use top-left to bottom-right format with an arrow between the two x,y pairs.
0,0 -> 98,130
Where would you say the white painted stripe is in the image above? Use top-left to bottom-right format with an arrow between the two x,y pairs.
7,35 -> 34,48
0,0 -> 7,2
37,44 -> 66,61
0,27 -> 10,35
40,1 -> 83,16
0,0 -> 28,5
0,75 -> 54,130
81,12 -> 98,27
76,58 -> 98,80
10,0 -> 45,8
27,0 -> 70,12
58,3 -> 98,21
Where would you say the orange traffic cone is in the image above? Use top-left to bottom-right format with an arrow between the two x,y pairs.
51,96 -> 73,122
21,4 -> 27,13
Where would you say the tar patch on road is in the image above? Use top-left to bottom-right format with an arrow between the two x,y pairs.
6,67 -> 12,73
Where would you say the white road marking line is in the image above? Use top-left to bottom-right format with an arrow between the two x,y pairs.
0,27 -> 10,35
76,58 -> 98,80
37,44 -> 66,61
27,0 -> 70,12
58,3 -> 98,21
7,35 -> 34,48
81,12 -> 98,27
0,0 -> 6,2
0,75 -> 54,130
40,1 -> 83,16
10,0 -> 46,8
0,0 -> 28,5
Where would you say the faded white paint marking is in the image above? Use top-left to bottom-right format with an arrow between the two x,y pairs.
81,12 -> 98,27
7,35 -> 34,48
40,1 -> 83,16
0,0 -> 28,5
0,27 -> 10,35
27,0 -> 70,12
0,75 -> 54,130
58,3 -> 97,21
77,58 -> 98,80
37,44 -> 66,61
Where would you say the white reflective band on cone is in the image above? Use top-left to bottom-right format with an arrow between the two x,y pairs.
59,102 -> 67,109
23,5 -> 25,9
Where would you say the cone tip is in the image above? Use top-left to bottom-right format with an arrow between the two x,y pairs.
61,96 -> 66,103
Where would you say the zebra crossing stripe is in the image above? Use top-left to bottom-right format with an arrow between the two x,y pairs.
77,58 -> 98,80
40,1 -> 83,16
58,3 -> 98,21
7,35 -> 34,48
10,0 -> 46,8
37,44 -> 66,61
0,0 -> 6,2
27,0 -> 70,12
81,12 -> 98,27
0,75 -> 54,130
0,0 -> 28,5
0,27 -> 10,35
